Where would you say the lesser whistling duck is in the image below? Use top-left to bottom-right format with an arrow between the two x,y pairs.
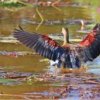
79,20 -> 96,33
13,24 -> 100,69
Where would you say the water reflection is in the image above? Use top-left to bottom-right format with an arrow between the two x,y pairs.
0,1 -> 100,99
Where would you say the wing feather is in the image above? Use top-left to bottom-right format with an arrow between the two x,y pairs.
13,29 -> 65,61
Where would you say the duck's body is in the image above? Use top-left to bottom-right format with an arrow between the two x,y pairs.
13,24 -> 100,69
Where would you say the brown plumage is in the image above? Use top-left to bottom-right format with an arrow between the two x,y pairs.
13,24 -> 100,69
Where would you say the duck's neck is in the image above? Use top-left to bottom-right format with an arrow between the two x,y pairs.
63,28 -> 69,46
80,20 -> 85,30
63,33 -> 68,45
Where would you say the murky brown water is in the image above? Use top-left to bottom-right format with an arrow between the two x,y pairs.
0,0 -> 100,99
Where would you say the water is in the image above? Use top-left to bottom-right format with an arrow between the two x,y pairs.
0,0 -> 100,99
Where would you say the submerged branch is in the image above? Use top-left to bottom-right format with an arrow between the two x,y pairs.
36,7 -> 44,30
52,5 -> 62,11
52,0 -> 62,11
17,0 -> 33,7
8,0 -> 62,30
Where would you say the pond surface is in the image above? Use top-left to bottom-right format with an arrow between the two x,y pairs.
0,0 -> 100,99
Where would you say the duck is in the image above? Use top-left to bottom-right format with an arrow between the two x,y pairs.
77,20 -> 96,33
13,24 -> 100,70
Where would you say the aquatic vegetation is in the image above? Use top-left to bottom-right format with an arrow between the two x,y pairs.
21,72 -> 100,99
0,0 -> 100,99
0,2 -> 24,7
0,78 -> 17,85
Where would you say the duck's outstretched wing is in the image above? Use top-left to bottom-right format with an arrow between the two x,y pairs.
79,24 -> 100,61
84,32 -> 100,60
13,29 -> 67,61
